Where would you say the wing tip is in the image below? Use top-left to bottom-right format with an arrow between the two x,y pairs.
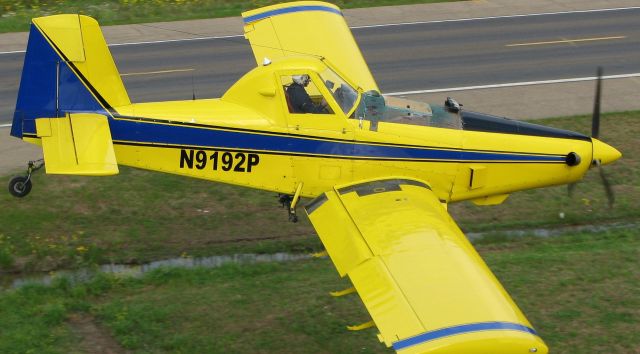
242,1 -> 342,24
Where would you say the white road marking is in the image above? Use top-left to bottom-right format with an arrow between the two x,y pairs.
1,6 -> 639,55
2,72 -> 639,128
349,6 -> 640,29
0,50 -> 27,55
506,36 -> 627,47
109,34 -> 244,48
384,73 -> 640,96
120,68 -> 194,76
0,34 -> 245,55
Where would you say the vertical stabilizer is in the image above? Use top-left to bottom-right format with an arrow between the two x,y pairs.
11,15 -> 129,138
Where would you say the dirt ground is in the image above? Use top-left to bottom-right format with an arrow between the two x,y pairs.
67,313 -> 128,354
0,132 -> 41,175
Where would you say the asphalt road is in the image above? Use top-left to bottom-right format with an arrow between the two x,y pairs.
1,7 -> 639,125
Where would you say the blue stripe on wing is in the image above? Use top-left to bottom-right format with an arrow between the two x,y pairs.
243,5 -> 342,24
393,321 -> 538,350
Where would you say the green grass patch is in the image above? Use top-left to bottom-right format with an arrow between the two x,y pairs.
0,0 -> 459,33
0,280 -> 79,354
0,166 -> 321,273
0,228 -> 638,353
1,111 -> 638,273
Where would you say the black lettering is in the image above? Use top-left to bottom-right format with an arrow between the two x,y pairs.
180,149 -> 194,169
195,150 -> 207,169
247,154 -> 260,172
185,149 -> 260,173
221,152 -> 233,171
234,153 -> 246,172
210,151 -> 218,170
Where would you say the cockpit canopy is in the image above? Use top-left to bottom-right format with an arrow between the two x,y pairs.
353,92 -> 588,140
354,91 -> 462,130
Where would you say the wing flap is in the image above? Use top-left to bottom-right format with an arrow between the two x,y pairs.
349,256 -> 426,344
305,178 -> 548,353
243,20 -> 285,62
36,113 -> 118,175
306,192 -> 373,277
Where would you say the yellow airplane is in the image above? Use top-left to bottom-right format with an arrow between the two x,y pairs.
7,2 -> 621,353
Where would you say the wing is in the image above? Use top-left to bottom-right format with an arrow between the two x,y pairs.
304,178 -> 548,354
241,1 -> 379,92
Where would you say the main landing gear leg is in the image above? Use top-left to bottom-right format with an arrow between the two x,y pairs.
8,159 -> 44,198
278,183 -> 304,223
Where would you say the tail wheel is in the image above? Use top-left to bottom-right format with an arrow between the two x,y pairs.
8,176 -> 32,198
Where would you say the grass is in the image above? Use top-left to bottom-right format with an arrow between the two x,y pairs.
0,0 -> 459,33
1,111 -> 638,273
0,165 -> 321,273
0,228 -> 638,353
0,279 -> 79,354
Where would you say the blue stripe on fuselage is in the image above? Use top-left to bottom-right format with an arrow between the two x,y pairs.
110,117 -> 565,163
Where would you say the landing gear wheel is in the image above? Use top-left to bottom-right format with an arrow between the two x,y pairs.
278,194 -> 299,223
9,176 -> 32,198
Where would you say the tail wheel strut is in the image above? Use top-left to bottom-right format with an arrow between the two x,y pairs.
8,159 -> 44,198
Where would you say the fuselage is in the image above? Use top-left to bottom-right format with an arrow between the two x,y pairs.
100,57 -> 614,204
108,95 -> 596,204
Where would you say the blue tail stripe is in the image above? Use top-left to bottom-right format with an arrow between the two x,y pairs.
11,25 -> 58,138
393,321 -> 538,350
11,24 -> 106,138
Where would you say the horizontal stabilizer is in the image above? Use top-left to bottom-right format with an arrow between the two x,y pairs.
36,113 -> 118,175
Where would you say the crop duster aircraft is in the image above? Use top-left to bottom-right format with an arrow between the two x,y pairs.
7,1 -> 621,353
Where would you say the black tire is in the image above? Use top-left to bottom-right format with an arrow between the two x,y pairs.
8,176 -> 32,198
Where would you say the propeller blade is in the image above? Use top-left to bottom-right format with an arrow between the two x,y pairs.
596,161 -> 615,208
591,67 -> 603,139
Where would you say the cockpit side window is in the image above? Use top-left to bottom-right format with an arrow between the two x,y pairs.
318,68 -> 358,115
281,74 -> 333,114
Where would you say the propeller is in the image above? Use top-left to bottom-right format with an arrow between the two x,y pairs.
591,67 -> 616,208
567,67 -> 615,208
591,67 -> 602,139
597,160 -> 615,208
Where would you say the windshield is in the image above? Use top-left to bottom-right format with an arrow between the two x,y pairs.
354,92 -> 462,130
319,67 -> 358,115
